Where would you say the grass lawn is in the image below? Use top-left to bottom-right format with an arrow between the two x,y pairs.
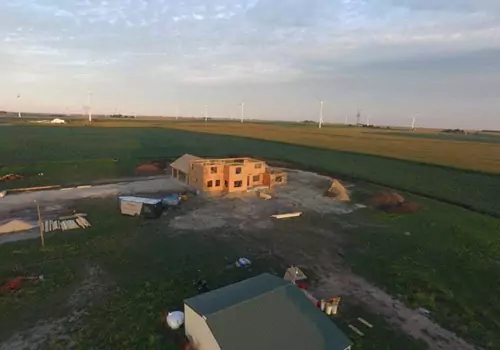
0,199 -> 425,350
345,186 -> 500,349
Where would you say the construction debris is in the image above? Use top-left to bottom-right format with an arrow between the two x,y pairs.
348,324 -> 365,337
283,266 -> 307,283
59,213 -> 88,220
357,317 -> 373,328
235,257 -> 252,268
258,191 -> 272,200
1,275 -> 44,292
325,179 -> 350,201
271,212 -> 302,219
418,307 -> 431,316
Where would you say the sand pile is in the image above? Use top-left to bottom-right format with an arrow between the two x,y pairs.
325,179 -> 350,201
0,220 -> 35,234
135,161 -> 166,175
370,192 -> 421,214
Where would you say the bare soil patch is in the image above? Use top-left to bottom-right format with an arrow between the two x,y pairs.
0,174 -> 23,182
170,170 -> 361,232
135,160 -> 166,176
370,192 -> 422,214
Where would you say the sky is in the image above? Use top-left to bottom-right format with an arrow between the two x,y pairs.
1,0 -> 499,129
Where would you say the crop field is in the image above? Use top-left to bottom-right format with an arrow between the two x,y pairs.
362,130 -> 500,144
163,121 -> 500,174
0,122 -> 499,349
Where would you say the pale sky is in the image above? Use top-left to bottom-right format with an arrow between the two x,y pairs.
1,0 -> 499,129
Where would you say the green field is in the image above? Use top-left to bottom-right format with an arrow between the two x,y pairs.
1,125 -> 499,217
1,123 -> 500,349
0,199 -> 427,350
363,130 -> 500,144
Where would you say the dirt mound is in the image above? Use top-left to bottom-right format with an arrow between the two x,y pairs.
325,179 -> 350,201
370,192 -> 421,214
135,161 -> 166,176
0,174 -> 23,182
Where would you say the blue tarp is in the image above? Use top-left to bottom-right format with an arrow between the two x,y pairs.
162,195 -> 181,206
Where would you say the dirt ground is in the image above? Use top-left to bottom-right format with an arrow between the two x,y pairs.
0,170 -> 476,350
167,170 -> 475,350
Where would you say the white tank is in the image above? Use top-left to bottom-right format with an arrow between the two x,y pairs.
166,311 -> 185,330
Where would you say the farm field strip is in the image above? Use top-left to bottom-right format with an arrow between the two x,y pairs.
165,121 -> 500,174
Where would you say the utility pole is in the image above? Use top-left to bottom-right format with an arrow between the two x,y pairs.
356,110 -> 361,126
35,200 -> 44,247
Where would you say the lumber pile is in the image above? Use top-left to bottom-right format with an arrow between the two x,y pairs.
42,215 -> 91,233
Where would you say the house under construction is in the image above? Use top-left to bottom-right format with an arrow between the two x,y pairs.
170,154 -> 287,193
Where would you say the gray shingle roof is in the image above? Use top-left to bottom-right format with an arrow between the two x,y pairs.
184,273 -> 351,350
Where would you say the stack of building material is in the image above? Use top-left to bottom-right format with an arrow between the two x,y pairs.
42,215 -> 91,233
76,216 -> 91,228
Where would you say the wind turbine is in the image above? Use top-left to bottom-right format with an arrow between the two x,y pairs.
87,90 -> 92,122
17,94 -> 21,118
411,116 -> 416,131
204,104 -> 208,122
240,101 -> 245,123
344,115 -> 348,125
316,98 -> 324,129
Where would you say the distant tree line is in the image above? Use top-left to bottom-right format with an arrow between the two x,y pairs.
106,114 -> 136,119
441,129 -> 467,134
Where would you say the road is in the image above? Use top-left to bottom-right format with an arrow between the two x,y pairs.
0,176 -> 188,213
